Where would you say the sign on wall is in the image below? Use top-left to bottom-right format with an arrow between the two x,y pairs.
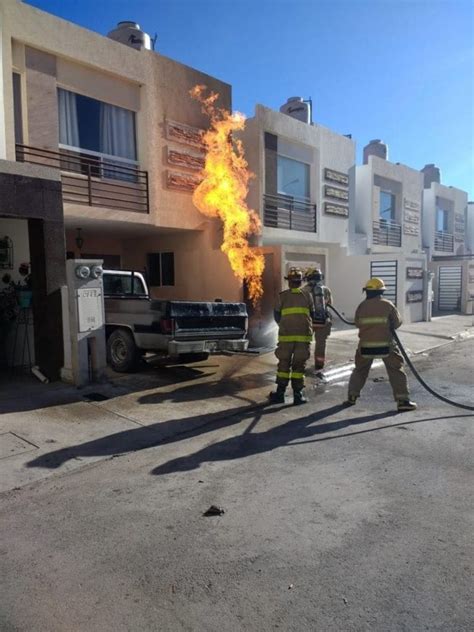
324,185 -> 349,202
166,120 -> 205,149
406,267 -> 423,279
167,148 -> 205,171
403,223 -> 419,236
76,288 -> 103,333
324,202 -> 349,217
406,290 -> 423,303
324,168 -> 349,186
167,170 -> 202,192
404,210 -> 420,224
403,198 -> 421,211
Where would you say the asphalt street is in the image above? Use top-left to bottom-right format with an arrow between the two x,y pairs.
1,340 -> 473,632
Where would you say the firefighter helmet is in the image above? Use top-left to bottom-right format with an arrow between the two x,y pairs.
285,267 -> 303,282
305,267 -> 323,281
363,277 -> 386,291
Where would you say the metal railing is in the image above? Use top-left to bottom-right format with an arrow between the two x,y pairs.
16,144 -> 149,214
372,219 -> 402,247
263,193 -> 317,233
434,230 -> 454,253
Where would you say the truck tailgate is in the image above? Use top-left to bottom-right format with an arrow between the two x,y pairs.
152,300 -> 248,340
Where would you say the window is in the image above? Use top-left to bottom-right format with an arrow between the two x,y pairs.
103,273 -> 147,296
436,207 -> 449,232
277,155 -> 310,200
12,73 -> 23,144
57,88 -> 137,179
380,191 -> 396,222
147,253 -> 175,287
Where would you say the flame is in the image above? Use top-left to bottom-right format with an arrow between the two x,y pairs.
190,84 -> 264,304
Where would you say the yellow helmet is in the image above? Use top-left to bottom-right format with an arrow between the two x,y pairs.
285,266 -> 303,281
363,277 -> 386,291
305,267 -> 323,281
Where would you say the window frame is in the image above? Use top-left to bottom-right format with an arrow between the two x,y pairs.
147,252 -> 175,287
12,72 -> 24,145
277,154 -> 311,201
379,190 -> 396,223
436,207 -> 450,233
57,87 -> 138,167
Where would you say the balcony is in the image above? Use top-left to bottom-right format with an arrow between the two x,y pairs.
16,144 -> 149,214
434,230 -> 454,253
372,219 -> 401,247
263,193 -> 317,233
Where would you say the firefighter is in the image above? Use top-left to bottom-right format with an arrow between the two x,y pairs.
269,267 -> 315,405
304,267 -> 333,372
345,278 -> 417,412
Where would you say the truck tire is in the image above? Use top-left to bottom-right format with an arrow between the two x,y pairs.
107,329 -> 142,372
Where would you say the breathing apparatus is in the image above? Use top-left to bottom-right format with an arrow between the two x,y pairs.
304,268 -> 329,325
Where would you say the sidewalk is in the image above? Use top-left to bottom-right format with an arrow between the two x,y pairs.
330,313 -> 474,355
0,314 -> 472,493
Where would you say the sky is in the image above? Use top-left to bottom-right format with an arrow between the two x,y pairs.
27,0 -> 474,197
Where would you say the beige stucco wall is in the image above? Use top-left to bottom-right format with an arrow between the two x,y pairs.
1,0 -> 232,233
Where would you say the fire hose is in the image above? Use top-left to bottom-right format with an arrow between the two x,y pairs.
327,304 -> 474,412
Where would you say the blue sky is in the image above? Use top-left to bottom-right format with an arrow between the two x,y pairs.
27,0 -> 474,197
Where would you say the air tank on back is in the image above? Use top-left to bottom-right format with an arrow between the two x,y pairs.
363,139 -> 388,164
107,21 -> 152,51
280,97 -> 311,124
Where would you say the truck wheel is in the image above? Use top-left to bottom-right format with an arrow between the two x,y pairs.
107,329 -> 142,372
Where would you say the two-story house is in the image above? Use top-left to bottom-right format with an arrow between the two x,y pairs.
422,164 -> 472,314
239,99 -> 355,342
330,140 -> 428,323
1,0 -> 243,376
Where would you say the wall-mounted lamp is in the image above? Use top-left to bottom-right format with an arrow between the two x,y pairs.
75,228 -> 84,252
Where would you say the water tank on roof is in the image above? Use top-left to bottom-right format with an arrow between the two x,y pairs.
280,97 -> 311,124
107,21 -> 152,51
421,163 -> 441,188
363,139 -> 388,164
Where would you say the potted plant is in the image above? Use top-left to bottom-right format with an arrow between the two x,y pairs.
14,262 -> 32,308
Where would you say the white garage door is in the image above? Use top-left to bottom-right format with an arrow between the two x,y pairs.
438,266 -> 462,311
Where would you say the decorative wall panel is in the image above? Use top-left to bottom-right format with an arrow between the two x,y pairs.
166,120 -> 205,149
403,223 -> 419,236
406,267 -> 423,279
166,170 -> 201,192
406,290 -> 423,303
403,198 -> 421,211
324,202 -> 349,217
167,148 -> 205,171
324,185 -> 349,201
324,168 -> 349,186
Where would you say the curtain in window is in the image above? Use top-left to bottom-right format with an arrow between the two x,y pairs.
58,88 -> 80,147
99,103 -> 136,160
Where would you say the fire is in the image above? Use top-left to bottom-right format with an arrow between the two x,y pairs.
190,84 -> 265,304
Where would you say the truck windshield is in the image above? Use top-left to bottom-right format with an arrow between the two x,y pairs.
104,274 -> 147,296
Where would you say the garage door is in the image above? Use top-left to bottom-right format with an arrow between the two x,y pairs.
370,260 -> 397,305
438,266 -> 462,311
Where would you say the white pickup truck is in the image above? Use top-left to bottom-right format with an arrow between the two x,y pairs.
103,270 -> 249,372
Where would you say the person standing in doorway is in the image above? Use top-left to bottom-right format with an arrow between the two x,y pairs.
345,278 -> 417,412
304,268 -> 333,373
269,267 -> 315,405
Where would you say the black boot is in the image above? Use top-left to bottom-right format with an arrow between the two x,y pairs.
293,389 -> 307,405
269,385 -> 286,404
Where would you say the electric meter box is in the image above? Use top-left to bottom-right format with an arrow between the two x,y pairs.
61,259 -> 107,386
